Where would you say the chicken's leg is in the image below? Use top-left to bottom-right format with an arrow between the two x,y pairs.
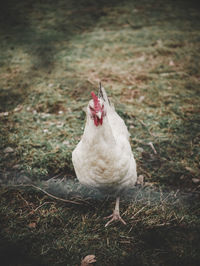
104,197 -> 126,227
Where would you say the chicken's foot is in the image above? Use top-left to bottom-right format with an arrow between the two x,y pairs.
104,197 -> 126,227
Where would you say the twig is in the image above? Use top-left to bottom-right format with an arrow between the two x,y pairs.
174,189 -> 180,197
8,184 -> 83,205
131,205 -> 147,219
137,119 -> 155,137
30,184 -> 85,205
18,192 -> 30,206
133,138 -> 157,155
148,142 -> 157,154
34,201 -> 54,212
46,173 -> 63,182
162,192 -> 173,203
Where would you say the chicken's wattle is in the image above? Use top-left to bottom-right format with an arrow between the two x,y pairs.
90,91 -> 105,126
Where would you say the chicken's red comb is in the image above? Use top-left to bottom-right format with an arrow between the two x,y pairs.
91,91 -> 100,110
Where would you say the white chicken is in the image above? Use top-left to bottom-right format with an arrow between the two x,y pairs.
72,85 -> 137,226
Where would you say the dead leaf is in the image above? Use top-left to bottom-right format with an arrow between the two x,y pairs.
192,178 -> 200,184
4,147 -> 14,153
81,255 -> 96,266
28,222 -> 36,229
186,167 -> 196,174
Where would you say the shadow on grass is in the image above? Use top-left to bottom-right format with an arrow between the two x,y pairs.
121,226 -> 200,266
0,238 -> 45,266
0,0 -> 121,112
1,226 -> 199,266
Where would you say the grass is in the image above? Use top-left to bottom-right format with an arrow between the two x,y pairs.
0,0 -> 200,265
0,185 -> 199,266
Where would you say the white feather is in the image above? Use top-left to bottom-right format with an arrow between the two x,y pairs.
72,87 -> 137,192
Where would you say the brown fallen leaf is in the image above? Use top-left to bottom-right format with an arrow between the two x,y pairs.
28,222 -> 36,229
81,255 -> 96,266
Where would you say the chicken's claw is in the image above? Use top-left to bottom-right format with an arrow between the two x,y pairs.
104,210 -> 127,227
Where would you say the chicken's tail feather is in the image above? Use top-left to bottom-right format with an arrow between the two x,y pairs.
98,83 -> 110,106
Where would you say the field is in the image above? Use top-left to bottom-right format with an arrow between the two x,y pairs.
0,0 -> 200,265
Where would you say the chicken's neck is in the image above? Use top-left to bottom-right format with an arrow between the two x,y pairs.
82,115 -> 115,145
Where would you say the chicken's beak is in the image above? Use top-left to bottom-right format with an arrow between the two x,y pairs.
96,111 -> 102,119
